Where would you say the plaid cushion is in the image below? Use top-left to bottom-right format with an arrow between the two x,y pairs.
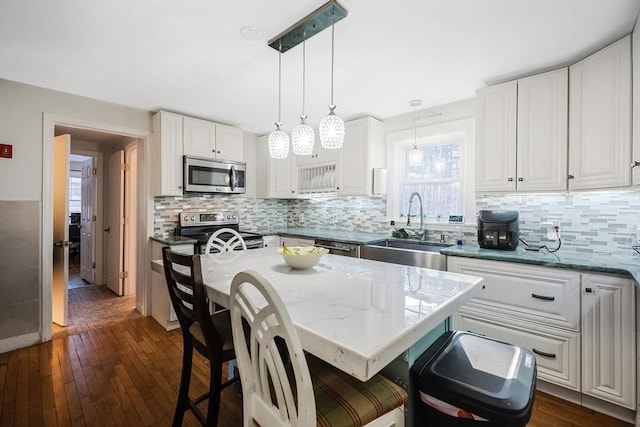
307,354 -> 408,427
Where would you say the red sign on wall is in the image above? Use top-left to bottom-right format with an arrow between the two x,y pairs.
0,144 -> 12,158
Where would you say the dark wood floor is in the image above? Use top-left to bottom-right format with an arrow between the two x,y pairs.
0,287 -> 633,426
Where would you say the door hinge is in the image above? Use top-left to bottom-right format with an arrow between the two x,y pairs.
92,215 -> 97,221
122,217 -> 127,225
119,271 -> 129,279
92,262 -> 96,268
121,163 -> 129,171
92,167 -> 97,175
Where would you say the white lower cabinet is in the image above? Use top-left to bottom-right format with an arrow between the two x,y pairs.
581,273 -> 636,409
454,311 -> 580,390
448,256 -> 636,413
150,241 -> 194,331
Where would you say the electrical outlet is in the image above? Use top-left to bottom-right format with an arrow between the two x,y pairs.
354,216 -> 363,225
542,221 -> 560,240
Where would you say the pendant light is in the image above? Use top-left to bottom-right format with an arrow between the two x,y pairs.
408,99 -> 423,166
268,43 -> 290,159
291,36 -> 315,155
319,6 -> 345,149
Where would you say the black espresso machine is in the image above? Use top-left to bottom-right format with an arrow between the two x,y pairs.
477,210 -> 519,250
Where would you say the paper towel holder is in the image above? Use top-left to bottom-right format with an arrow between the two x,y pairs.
372,168 -> 387,195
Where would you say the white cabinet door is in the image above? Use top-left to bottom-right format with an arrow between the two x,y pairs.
475,80 -> 517,192
255,135 -> 298,199
581,273 -> 635,409
569,36 -> 632,190
262,235 -> 281,248
338,117 -> 385,196
215,123 -> 244,162
297,134 -> 338,166
183,116 -> 217,158
151,111 -> 184,196
517,68 -> 568,192
632,17 -> 640,186
455,311 -> 580,391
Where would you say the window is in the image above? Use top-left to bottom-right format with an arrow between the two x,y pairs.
388,117 -> 475,227
69,174 -> 81,213
400,135 -> 462,220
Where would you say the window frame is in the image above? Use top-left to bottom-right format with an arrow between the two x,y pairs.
387,118 -> 476,229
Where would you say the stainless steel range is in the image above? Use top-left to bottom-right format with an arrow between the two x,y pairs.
177,211 -> 263,253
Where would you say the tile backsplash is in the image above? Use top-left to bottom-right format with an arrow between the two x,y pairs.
154,189 -> 640,256
477,190 -> 640,255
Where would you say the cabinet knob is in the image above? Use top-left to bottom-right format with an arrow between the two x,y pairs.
567,174 -> 574,179
336,187 -> 340,190
507,177 -> 513,182
217,150 -> 221,154
518,177 -> 523,182
179,185 -> 183,189
632,161 -> 640,168
291,190 -> 295,194
585,287 -> 593,293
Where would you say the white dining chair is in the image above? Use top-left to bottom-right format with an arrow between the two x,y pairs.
204,228 -> 247,263
230,270 -> 408,427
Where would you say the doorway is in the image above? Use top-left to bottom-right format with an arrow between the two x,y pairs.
42,115 -> 150,341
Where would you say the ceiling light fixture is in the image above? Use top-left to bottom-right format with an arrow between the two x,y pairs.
268,0 -> 347,151
291,36 -> 314,155
408,99 -> 423,167
319,7 -> 345,149
268,43 -> 290,159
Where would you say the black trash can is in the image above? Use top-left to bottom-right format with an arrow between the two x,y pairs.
411,331 -> 536,427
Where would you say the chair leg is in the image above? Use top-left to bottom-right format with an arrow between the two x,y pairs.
205,359 -> 223,427
173,339 -> 194,427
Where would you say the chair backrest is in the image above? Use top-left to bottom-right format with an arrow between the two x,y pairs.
204,228 -> 247,263
230,270 -> 316,427
162,247 -> 226,353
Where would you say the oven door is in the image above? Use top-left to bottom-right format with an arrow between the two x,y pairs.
183,156 -> 246,194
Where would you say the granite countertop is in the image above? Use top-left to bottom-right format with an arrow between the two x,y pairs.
150,235 -> 197,246
442,244 -> 640,284
252,227 -> 389,245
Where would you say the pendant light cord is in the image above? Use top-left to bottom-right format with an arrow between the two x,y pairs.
277,42 -> 283,124
330,10 -> 335,106
302,36 -> 307,117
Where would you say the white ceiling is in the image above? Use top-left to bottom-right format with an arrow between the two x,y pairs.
1,1 -> 639,136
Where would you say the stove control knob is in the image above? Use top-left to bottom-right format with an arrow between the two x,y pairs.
190,216 -> 195,221
232,214 -> 237,219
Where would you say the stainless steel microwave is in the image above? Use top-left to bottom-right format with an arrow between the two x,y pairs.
183,156 -> 246,194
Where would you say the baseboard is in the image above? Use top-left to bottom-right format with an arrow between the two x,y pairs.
537,380 -> 635,424
0,332 -> 41,354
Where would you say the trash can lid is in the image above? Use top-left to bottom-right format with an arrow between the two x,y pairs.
412,331 -> 537,424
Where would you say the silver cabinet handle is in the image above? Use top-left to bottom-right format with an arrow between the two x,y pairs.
632,161 -> 640,168
54,241 -> 70,247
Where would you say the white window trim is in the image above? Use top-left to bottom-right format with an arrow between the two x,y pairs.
387,117 -> 476,230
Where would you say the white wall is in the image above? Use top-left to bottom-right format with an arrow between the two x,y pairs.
0,78 -> 151,200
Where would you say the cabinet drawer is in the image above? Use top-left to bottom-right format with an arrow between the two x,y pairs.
455,310 -> 580,391
448,257 -> 580,330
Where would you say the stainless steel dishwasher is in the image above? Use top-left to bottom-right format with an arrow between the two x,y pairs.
314,239 -> 360,257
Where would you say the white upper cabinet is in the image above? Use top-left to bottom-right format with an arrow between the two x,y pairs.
255,135 -> 298,199
568,35 -> 632,190
215,123 -> 244,162
632,16 -> 640,186
476,69 -> 568,193
151,111 -> 184,196
475,81 -> 518,192
516,69 -> 568,192
297,133 -> 338,166
183,116 -> 244,162
338,117 -> 385,196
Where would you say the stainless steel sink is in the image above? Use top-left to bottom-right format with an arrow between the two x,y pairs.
360,239 -> 453,270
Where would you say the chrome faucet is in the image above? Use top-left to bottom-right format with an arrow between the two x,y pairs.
406,192 -> 426,239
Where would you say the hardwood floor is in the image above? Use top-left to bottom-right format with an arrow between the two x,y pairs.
0,314 -> 633,426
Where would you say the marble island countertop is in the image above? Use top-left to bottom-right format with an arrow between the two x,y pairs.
441,244 -> 640,284
151,248 -> 483,380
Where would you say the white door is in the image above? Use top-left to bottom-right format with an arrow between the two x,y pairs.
106,150 -> 125,295
80,157 -> 96,283
123,146 -> 137,296
52,134 -> 70,326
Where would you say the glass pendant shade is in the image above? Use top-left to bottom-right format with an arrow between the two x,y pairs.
319,106 -> 345,149
409,147 -> 423,166
291,116 -> 315,155
268,123 -> 290,159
